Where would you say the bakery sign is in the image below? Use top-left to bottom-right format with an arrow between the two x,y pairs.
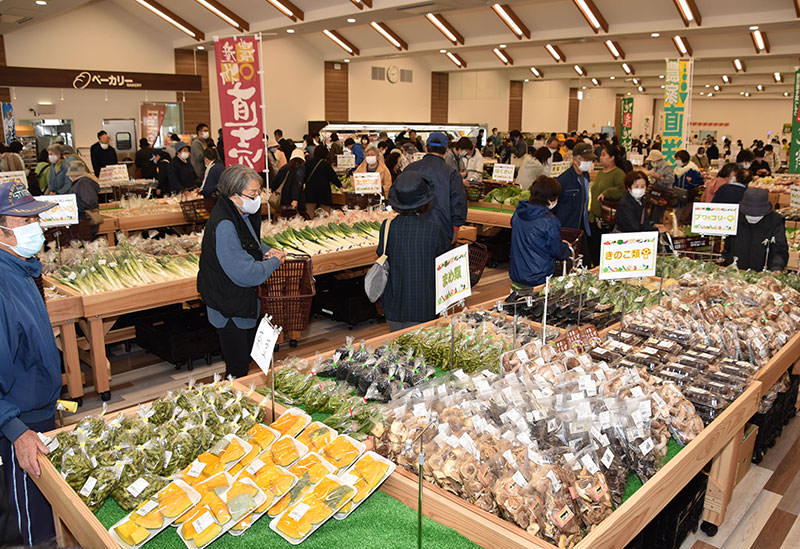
0,66 -> 201,92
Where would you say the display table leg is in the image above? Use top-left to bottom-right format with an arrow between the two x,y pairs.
53,512 -> 77,547
60,320 -> 83,400
702,425 -> 743,527
87,317 -> 111,400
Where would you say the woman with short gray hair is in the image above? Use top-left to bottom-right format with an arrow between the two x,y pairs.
197,165 -> 286,378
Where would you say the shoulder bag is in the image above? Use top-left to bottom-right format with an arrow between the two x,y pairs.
268,170 -> 290,211
364,218 -> 392,303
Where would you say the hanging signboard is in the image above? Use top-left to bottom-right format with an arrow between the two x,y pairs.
662,59 -> 693,167
620,96 -> 634,152
599,231 -> 658,280
140,103 -> 167,148
790,69 -> 800,174
691,203 -> 739,236
0,66 -> 201,91
2,103 -> 16,145
435,245 -> 472,315
37,194 -> 79,228
352,172 -> 382,195
214,36 -> 266,172
492,163 -> 515,182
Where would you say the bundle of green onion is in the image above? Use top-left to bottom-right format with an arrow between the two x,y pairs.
50,242 -> 199,295
261,221 -> 382,255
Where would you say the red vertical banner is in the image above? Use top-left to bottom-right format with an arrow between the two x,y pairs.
214,36 -> 266,172
140,103 -> 167,147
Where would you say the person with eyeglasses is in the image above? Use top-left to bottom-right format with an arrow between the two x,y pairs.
197,165 -> 286,378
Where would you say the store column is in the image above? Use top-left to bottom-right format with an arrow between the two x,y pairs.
662,59 -> 693,167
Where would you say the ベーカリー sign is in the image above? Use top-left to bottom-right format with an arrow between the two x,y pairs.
492,163 -> 515,182
37,194 -> 79,228
599,231 -> 658,280
435,244 -> 472,314
352,172 -> 382,195
691,202 -> 739,236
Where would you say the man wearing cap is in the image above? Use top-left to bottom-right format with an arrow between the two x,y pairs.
403,132 -> 467,243
723,187 -> 788,271
0,181 -> 61,545
554,142 -> 595,263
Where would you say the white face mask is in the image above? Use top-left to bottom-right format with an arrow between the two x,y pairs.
48,154 -> 58,164
200,131 -> 209,139
100,142 -> 109,150
579,161 -> 593,173
0,221 -> 45,258
366,156 -> 377,166
631,188 -> 646,200
179,151 -> 190,161
238,193 -> 261,215
745,215 -> 763,224
742,162 -> 751,169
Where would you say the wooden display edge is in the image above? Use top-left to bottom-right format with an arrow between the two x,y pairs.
80,276 -> 200,318
116,211 -> 187,232
754,331 -> 800,397
311,246 -> 377,276
42,276 -> 84,323
470,200 -> 517,212
466,208 -> 513,229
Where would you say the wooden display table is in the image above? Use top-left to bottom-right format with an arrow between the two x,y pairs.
466,205 -> 513,228
45,293 -> 85,403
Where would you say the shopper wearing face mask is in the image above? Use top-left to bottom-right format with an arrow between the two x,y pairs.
454,137 -> 484,185
713,167 -> 751,205
614,170 -> 666,233
189,124 -> 210,179
45,143 -> 73,195
588,143 -> 626,265
555,142 -> 596,262
736,149 -> 754,170
510,175 -> 572,289
0,181 -> 62,545
722,188 -> 787,271
168,141 -> 198,194
354,145 -> 392,197
198,165 -> 285,378
546,136 -> 563,162
89,130 -> 117,177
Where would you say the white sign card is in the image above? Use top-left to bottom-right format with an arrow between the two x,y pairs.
791,186 -> 800,209
435,244 -> 472,314
251,315 -> 282,375
336,154 -> 355,169
411,152 -> 426,163
550,161 -> 571,176
628,153 -> 644,166
352,172 -> 382,195
690,203 -> 739,236
37,194 -> 79,228
0,171 -> 27,185
599,231 -> 658,280
492,163 -> 516,183
98,164 -> 129,186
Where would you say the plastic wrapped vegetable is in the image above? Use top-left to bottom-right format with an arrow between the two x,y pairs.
112,472 -> 170,511
61,446 -> 94,492
78,464 -> 121,512
168,431 -> 200,470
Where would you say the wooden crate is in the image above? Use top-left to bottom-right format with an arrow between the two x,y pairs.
466,207 -> 513,228
116,211 -> 186,233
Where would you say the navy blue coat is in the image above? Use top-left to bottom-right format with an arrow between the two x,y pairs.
510,201 -> 570,287
404,154 -> 467,241
554,165 -> 590,233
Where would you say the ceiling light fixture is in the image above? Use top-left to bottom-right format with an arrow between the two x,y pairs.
369,21 -> 408,50
733,58 -> 745,72
699,92 -> 705,96
347,18 -> 356,23
499,44 -> 507,49
591,77 -> 600,86
774,72 -> 782,82
632,78 -> 639,85
744,92 -> 750,97
621,62 -> 634,75
672,35 -> 692,56
530,66 -> 542,78
323,29 -> 359,55
751,29 -> 770,53
786,91 -> 791,97
757,84 -> 764,91
545,43 -> 565,62
673,0 -> 701,26
659,74 -> 665,79
344,59 -> 350,63
574,64 -> 585,76
638,85 -> 645,92
707,92 -> 713,97
193,0 -> 248,31
610,75 -> 616,80
425,12 -> 464,45
35,0 -> 47,5
713,84 -> 720,91
446,51 -> 467,68
493,47 -> 513,65
524,79 -> 530,82
286,28 -> 295,33
439,49 -> 447,54
572,0 -> 608,33
749,25 -> 759,31
604,39 -> 624,60
264,0 -> 303,21
134,0 -> 203,40
722,74 -> 731,83
651,32 -> 660,37
349,0 -> 372,8
491,4 -> 531,39
197,45 -> 205,50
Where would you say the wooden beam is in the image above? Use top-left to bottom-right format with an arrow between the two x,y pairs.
0,66 -> 201,91
265,0 -> 303,22
193,0 -> 249,32
134,0 -> 205,40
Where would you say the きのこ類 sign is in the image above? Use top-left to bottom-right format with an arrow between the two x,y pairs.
691,203 -> 739,236
435,245 -> 472,314
492,163 -> 516,183
599,231 -> 658,280
215,36 -> 266,172
352,172 -> 382,195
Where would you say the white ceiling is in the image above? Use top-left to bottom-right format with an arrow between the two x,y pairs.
6,0 -> 800,98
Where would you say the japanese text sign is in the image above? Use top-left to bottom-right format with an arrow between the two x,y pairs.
0,171 -> 27,185
620,97 -> 633,152
352,172 -> 382,195
662,59 -> 693,168
550,161 -> 571,176
435,245 -> 472,314
37,194 -> 79,228
599,231 -> 658,280
337,154 -> 355,169
790,69 -> 800,174
791,186 -> 800,209
215,36 -> 266,172
251,315 -> 282,375
492,163 -> 515,182
628,153 -> 644,166
691,203 -> 739,236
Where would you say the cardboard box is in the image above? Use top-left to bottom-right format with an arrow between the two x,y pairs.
735,423 -> 759,486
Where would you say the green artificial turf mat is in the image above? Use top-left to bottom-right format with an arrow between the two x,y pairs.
468,205 -> 514,214
621,438 -> 684,503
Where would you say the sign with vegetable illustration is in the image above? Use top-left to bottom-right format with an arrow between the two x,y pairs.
599,232 -> 658,280
435,245 -> 472,314
691,203 -> 739,236
492,163 -> 515,182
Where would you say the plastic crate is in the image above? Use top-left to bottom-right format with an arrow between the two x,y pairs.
313,273 -> 378,326
180,197 -> 216,224
134,308 -> 220,370
258,256 -> 316,333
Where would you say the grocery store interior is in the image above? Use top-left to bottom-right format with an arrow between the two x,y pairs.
2,0 -> 800,547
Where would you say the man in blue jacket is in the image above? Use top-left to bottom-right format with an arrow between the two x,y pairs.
404,132 -> 467,243
555,142 -> 595,236
0,180 -> 61,545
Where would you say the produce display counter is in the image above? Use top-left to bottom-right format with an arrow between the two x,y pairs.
45,293 -> 85,402
466,205 -> 513,228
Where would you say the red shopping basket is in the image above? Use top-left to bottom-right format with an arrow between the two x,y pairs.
258,256 -> 316,333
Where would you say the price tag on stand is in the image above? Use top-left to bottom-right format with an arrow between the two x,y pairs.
492,163 -> 516,183
791,186 -> 800,209
352,172 -> 382,195
690,203 -> 739,236
37,194 -> 79,227
251,315 -> 282,375
336,154 -> 355,169
549,161 -> 571,176
435,245 -> 472,315
599,231 -> 658,280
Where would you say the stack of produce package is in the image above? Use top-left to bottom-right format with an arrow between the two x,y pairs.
101,196 -> 183,217
43,378 -> 393,547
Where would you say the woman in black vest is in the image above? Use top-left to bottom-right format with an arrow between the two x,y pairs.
197,164 -> 286,377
